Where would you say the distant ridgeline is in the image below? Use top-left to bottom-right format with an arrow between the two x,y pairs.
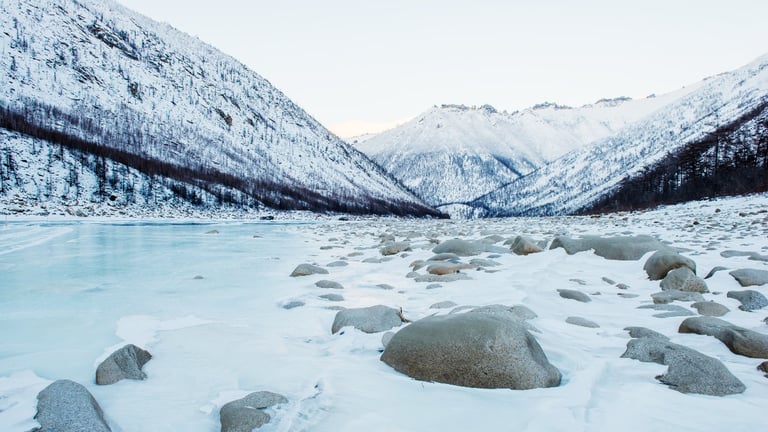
582,101 -> 768,214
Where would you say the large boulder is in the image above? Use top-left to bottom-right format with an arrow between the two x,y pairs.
621,337 -> 745,396
691,301 -> 730,317
550,235 -> 669,261
331,305 -> 404,334
660,267 -> 708,293
679,316 -> 768,358
729,268 -> 768,287
643,250 -> 696,280
96,344 -> 152,385
219,391 -> 288,432
727,290 -> 768,311
380,312 -> 561,390
33,380 -> 112,432
289,264 -> 328,277
510,236 -> 543,256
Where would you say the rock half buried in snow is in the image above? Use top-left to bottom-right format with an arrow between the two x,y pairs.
660,267 -> 708,293
510,236 -> 543,256
651,290 -> 705,304
638,304 -> 695,318
691,301 -> 730,317
315,280 -> 344,289
33,379 -> 112,432
729,268 -> 768,287
566,316 -> 600,328
331,305 -> 404,334
220,391 -> 288,432
289,264 -> 328,277
380,241 -> 411,256
643,250 -> 696,280
621,337 -> 745,396
727,290 -> 768,311
96,344 -> 152,385
557,289 -> 591,303
550,235 -> 669,261
679,316 -> 768,358
381,313 -> 561,389
432,239 -> 486,256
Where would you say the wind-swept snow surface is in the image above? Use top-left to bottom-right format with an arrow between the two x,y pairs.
1,194 -> 767,431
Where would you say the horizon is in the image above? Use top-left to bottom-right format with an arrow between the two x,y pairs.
116,0 -> 768,138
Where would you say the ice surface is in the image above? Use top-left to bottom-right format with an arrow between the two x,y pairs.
1,194 -> 767,431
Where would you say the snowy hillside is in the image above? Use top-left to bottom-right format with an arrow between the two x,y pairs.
0,0 -> 439,217
355,89 -> 698,212
472,53 -> 768,217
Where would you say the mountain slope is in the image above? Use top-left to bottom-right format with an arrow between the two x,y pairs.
354,90 -> 698,212
471,54 -> 768,217
0,0 -> 439,217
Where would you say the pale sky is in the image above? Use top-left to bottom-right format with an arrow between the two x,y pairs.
116,0 -> 768,137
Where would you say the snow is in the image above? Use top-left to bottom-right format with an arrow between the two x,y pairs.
1,193 -> 767,431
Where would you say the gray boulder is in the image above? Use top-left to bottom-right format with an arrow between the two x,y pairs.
557,289 -> 591,303
679,316 -> 768,358
429,301 -> 458,309
469,258 -> 502,267
621,337 -> 745,396
33,380 -> 112,432
315,280 -> 343,289
660,267 -> 708,293
282,300 -> 305,310
727,290 -> 768,311
565,316 -> 600,328
432,239 -> 484,256
380,313 -> 561,389
510,236 -> 543,256
721,250 -> 768,262
96,344 -> 152,385
691,301 -> 730,317
319,293 -> 344,302
380,241 -> 411,256
624,327 -> 669,340
638,304 -> 695,318
220,391 -> 287,432
704,266 -> 729,279
414,273 -> 471,283
331,305 -> 404,334
651,290 -> 705,304
426,263 -> 472,275
290,264 -> 328,277
428,253 -> 461,262
730,268 -> 768,287
643,250 -> 696,280
550,235 -> 669,261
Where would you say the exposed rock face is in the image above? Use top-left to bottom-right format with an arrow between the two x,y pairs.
289,264 -> 328,277
96,344 -> 152,385
331,305 -> 404,334
510,236 -> 543,255
621,337 -> 745,396
691,301 -> 730,317
219,391 -> 288,432
679,316 -> 768,358
381,313 -> 561,389
730,269 -> 768,287
557,289 -> 591,303
660,267 -> 709,293
727,290 -> 768,311
550,235 -> 669,261
33,380 -> 112,432
643,250 -> 696,280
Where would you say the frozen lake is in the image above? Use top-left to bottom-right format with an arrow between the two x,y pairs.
1,196 -> 767,431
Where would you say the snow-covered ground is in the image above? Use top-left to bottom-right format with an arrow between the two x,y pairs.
1,194 -> 767,431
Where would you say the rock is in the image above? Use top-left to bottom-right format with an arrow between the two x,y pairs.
376,284 -> 395,290
758,361 -> 768,377
566,316 -> 600,328
414,273 -> 471,283
425,283 -> 442,289
651,290 -> 705,304
621,337 -> 745,396
381,332 -> 395,348
428,253 -> 461,262
602,277 -> 616,285
469,258 -> 501,267
290,264 -> 328,277
730,269 -> 768,287
432,239 -> 484,256
660,267 -> 709,293
331,305 -> 404,334
282,300 -> 305,310
727,290 -> 768,311
326,261 -> 348,268
550,235 -> 670,261
616,283 -> 630,290
638,304 -> 695,318
33,379 -> 112,432
380,313 -> 561,389
96,344 -> 152,385
510,236 -> 543,255
315,280 -> 343,289
220,391 -> 287,432
721,250 -> 768,262
430,301 -> 458,309
557,289 -> 591,303
426,263 -> 472,275
469,304 -> 538,321
320,293 -> 344,302
380,241 -> 411,256
643,250 -> 696,280
624,327 -> 669,340
691,301 -> 730,317
704,266 -> 729,279
618,293 -> 639,299
679,316 -> 768,358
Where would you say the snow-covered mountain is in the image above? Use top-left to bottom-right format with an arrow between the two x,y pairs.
354,89 -> 698,213
471,54 -> 768,217
0,0 -> 439,217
